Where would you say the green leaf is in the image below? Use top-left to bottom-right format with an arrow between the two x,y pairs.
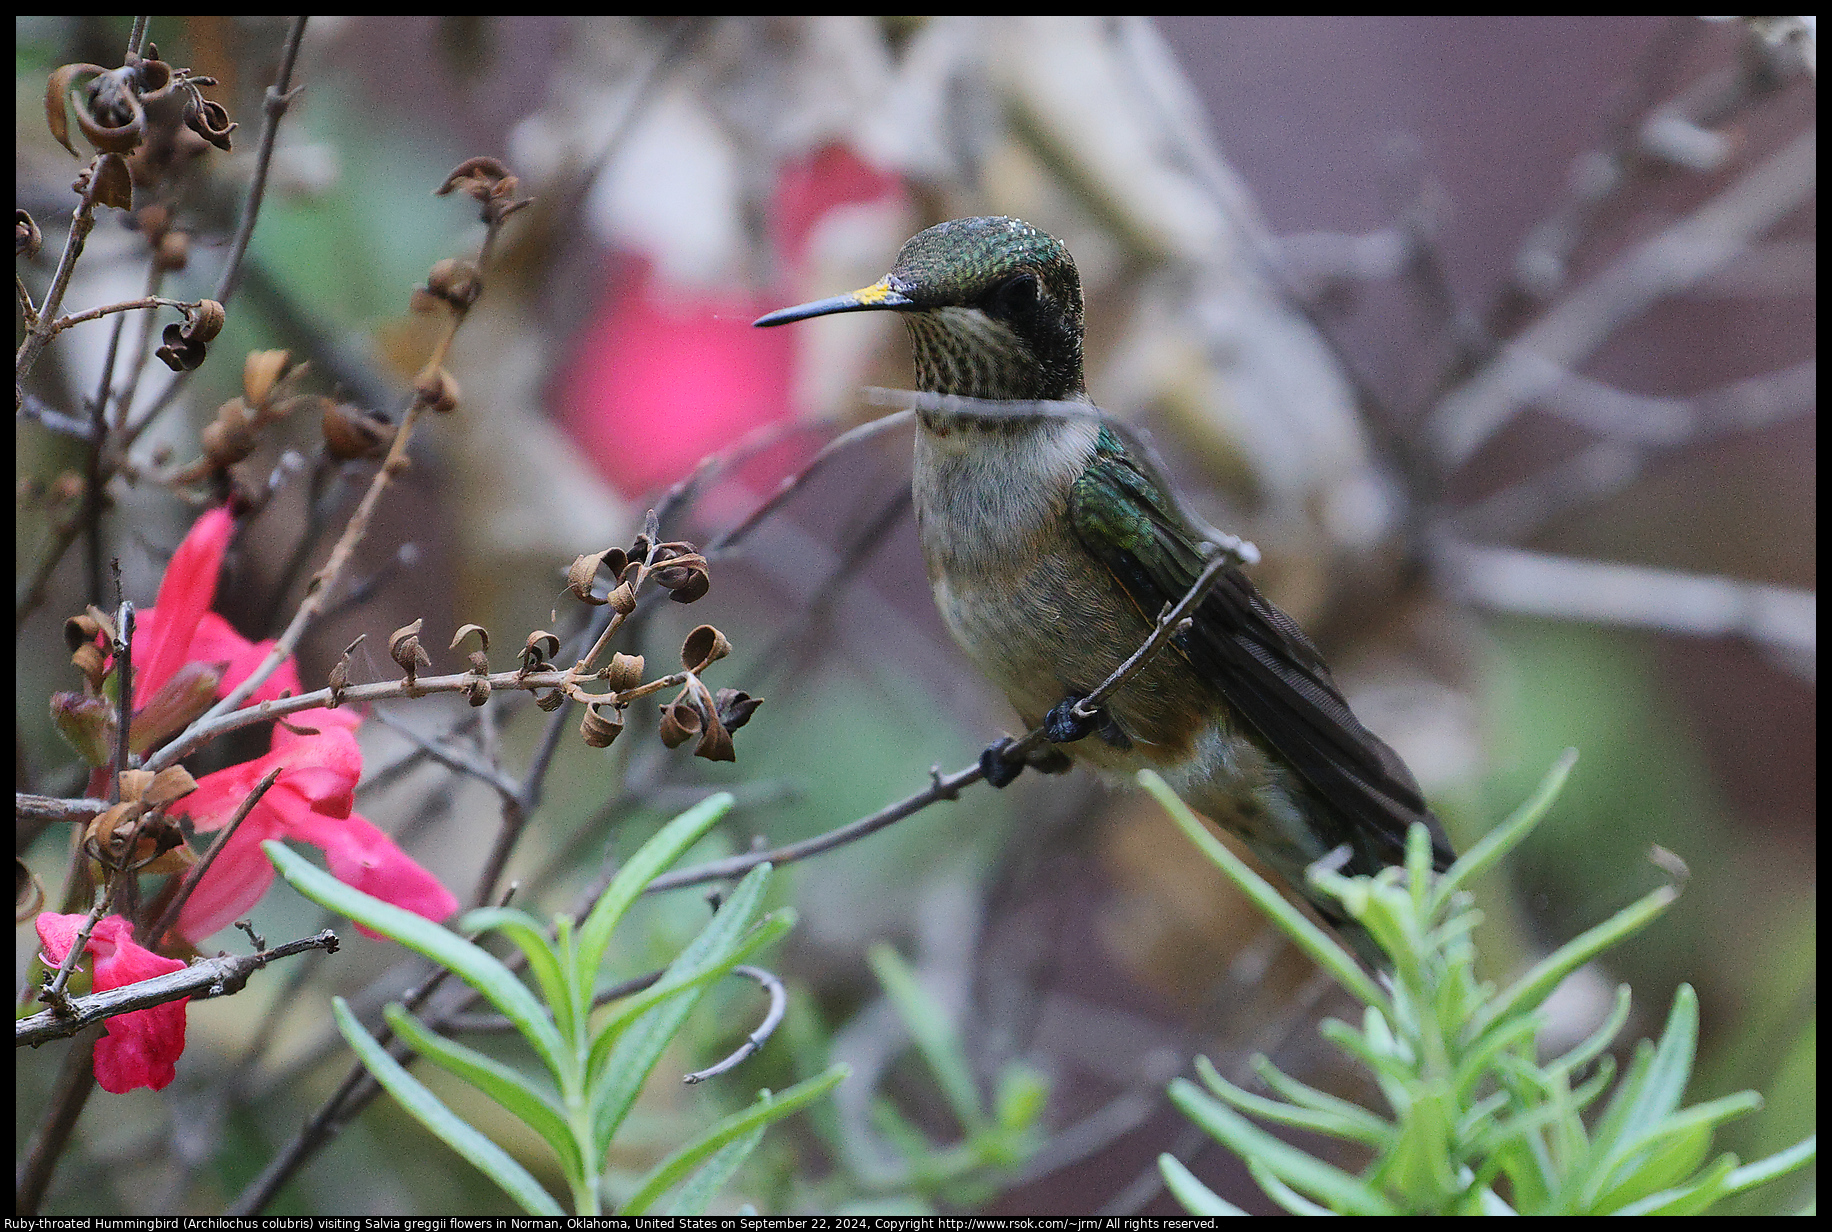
993,1064 -> 1049,1133
1720,1134 -> 1816,1200
619,1064 -> 849,1215
1194,1055 -> 1387,1148
1433,748 -> 1576,909
1590,1092 -> 1762,1213
1249,1055 -> 1394,1144
460,906 -> 576,1042
576,793 -> 735,982
666,1125 -> 766,1216
382,1002 -> 585,1184
1608,1151 -> 1738,1216
1167,1078 -> 1398,1215
1159,1153 -> 1245,1215
868,943 -> 984,1133
1471,884 -> 1675,1043
1580,983 -> 1701,1207
586,863 -> 774,1160
266,841 -> 569,1081
331,997 -> 563,1215
1249,1157 -> 1336,1215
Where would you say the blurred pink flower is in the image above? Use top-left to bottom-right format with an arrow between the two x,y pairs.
560,143 -> 905,496
36,913 -> 187,1094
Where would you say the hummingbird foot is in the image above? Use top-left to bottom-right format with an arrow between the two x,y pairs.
1043,694 -> 1132,750
979,737 -> 1073,787
1043,696 -> 1098,743
980,738 -> 1026,787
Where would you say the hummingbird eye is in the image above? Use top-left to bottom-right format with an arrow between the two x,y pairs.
981,272 -> 1040,324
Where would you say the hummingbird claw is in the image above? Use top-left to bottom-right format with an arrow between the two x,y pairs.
979,738 -> 1026,787
1044,696 -> 1099,744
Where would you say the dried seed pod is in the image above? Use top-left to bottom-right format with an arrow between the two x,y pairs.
714,688 -> 763,733
389,619 -> 431,684
566,552 -> 612,605
414,366 -> 460,414
153,299 -> 226,371
521,630 -> 561,673
321,401 -> 395,461
18,209 -> 43,259
680,625 -> 731,673
243,349 -> 293,406
656,699 -> 701,749
650,544 -> 711,604
425,258 -> 482,310
605,652 -> 645,693
580,703 -> 624,748
692,712 -> 734,763
184,92 -> 235,151
88,153 -> 134,211
63,611 -> 105,652
200,399 -> 257,468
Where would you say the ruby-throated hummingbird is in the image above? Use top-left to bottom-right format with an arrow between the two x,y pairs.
756,216 -> 1451,959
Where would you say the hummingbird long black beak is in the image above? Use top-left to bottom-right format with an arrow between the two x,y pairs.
752,279 -> 916,327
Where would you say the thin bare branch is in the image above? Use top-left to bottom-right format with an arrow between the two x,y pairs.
1430,130 -> 1816,468
682,965 -> 786,1084
1435,538 -> 1815,670
17,930 -> 339,1047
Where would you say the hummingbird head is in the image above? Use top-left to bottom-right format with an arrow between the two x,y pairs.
756,216 -> 1085,401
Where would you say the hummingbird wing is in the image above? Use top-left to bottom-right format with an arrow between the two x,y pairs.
1068,428 -> 1453,874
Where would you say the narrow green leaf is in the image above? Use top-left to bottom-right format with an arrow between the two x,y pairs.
1591,1092 -> 1761,1213
576,793 -> 735,981
586,863 -> 773,1159
1167,1078 -> 1397,1214
1249,1055 -> 1395,1143
1607,1151 -> 1738,1216
1139,770 -> 1384,1007
667,1125 -> 766,1216
1159,1153 -> 1244,1215
619,1064 -> 849,1215
1433,749 -> 1576,909
1249,1157 -> 1336,1215
382,1003 -> 585,1185
994,1064 -> 1049,1133
1580,984 -> 1704,1208
868,943 -> 984,1133
1721,1133 -> 1816,1199
1194,1055 -> 1387,1148
267,842 -> 568,1080
586,909 -> 794,1109
460,906 -> 576,1042
331,997 -> 563,1215
1472,884 -> 1676,1041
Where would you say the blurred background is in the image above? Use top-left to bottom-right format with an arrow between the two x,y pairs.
16,15 -> 1813,1215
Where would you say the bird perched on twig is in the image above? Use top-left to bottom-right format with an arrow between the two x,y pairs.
757,216 -> 1451,963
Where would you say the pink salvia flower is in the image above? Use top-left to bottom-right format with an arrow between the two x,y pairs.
36,914 -> 188,1093
126,508 -> 456,944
